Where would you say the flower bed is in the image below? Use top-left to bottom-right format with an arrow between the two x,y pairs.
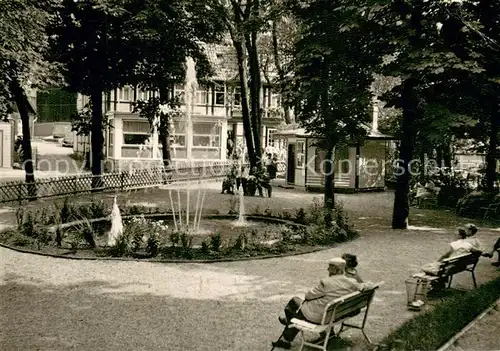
0,197 -> 358,261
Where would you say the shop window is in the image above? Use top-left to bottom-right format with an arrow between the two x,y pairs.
122,120 -> 151,145
193,122 -> 221,148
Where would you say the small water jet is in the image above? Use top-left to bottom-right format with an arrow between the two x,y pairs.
108,196 -> 123,246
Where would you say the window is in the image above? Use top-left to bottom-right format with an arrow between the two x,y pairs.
296,141 -> 306,168
120,86 -> 132,101
137,89 -> 148,101
195,88 -> 208,105
315,148 -> 326,174
174,84 -> 185,103
122,120 -> 151,145
107,120 -> 114,157
192,122 -> 221,148
172,120 -> 187,147
270,90 -> 280,107
233,87 -> 241,106
267,128 -> 277,147
214,84 -> 225,105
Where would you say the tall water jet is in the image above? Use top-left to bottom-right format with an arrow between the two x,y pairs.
164,57 -> 208,233
108,196 -> 123,246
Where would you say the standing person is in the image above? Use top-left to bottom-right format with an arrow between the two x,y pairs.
264,153 -> 273,177
241,166 -> 249,195
272,258 -> 374,349
270,154 -> 278,179
235,164 -> 242,191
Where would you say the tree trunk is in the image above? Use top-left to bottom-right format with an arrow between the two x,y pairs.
231,7 -> 256,168
442,142 -> 452,168
159,86 -> 172,168
249,31 -> 262,166
11,79 -> 36,199
324,147 -> 335,210
90,88 -> 104,189
271,20 -> 293,125
246,3 -> 262,167
159,132 -> 171,168
485,110 -> 498,192
392,80 -> 418,229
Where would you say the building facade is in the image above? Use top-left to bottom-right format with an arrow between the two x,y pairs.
74,43 -> 287,171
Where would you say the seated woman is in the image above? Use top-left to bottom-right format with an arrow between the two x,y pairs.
425,227 -> 482,274
407,228 -> 482,309
342,253 -> 363,283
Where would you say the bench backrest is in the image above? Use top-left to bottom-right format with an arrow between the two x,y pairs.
320,283 -> 380,326
438,252 -> 480,276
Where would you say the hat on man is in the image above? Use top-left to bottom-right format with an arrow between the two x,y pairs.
328,257 -> 346,270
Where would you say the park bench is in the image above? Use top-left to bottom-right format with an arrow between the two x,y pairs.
286,282 -> 382,351
412,252 -> 481,300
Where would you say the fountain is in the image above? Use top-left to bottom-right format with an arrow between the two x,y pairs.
108,196 -> 123,246
166,57 -> 209,234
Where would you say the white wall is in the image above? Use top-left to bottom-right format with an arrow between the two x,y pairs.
0,122 -> 12,168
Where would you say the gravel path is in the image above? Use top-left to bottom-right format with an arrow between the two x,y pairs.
1,186 -> 499,350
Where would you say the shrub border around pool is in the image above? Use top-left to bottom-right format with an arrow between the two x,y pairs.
0,213 -> 347,263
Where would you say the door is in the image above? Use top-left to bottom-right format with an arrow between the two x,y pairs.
287,144 -> 295,184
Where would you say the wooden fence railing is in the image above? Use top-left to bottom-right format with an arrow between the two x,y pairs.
0,162 -> 235,203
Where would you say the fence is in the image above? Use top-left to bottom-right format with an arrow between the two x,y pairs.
0,162 -> 235,204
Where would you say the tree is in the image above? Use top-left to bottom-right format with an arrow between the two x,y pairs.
0,0 -> 60,192
222,0 -> 272,168
52,0 -> 138,187
128,0 -> 226,167
368,0 -> 483,229
291,0 -> 384,209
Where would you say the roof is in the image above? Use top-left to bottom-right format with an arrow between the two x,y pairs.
202,41 -> 278,82
203,42 -> 239,82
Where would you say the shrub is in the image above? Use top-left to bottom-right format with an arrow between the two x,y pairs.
210,232 -> 222,252
123,216 -> 148,252
59,197 -> 75,223
108,232 -> 132,257
294,208 -> 307,224
233,233 -> 248,250
456,190 -> 496,218
180,232 -> 193,249
280,225 -> 295,243
201,239 -> 210,254
170,231 -> 180,247
146,232 -> 160,257
76,198 -> 109,220
73,219 -> 96,248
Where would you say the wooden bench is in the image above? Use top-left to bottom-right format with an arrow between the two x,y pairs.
289,282 -> 382,351
413,252 -> 481,295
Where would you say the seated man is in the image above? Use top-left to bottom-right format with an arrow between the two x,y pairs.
272,258 -> 373,349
